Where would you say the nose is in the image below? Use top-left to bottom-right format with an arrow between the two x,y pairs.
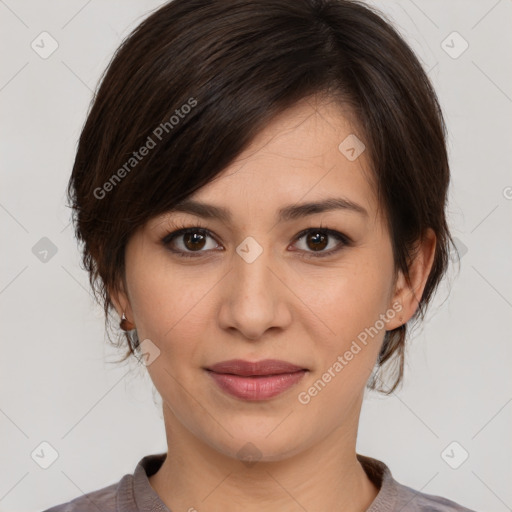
217,243 -> 292,341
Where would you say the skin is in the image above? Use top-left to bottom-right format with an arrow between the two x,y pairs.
111,95 -> 436,512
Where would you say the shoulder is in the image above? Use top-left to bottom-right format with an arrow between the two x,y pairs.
40,452 -> 167,512
41,477 -> 125,512
357,454 -> 478,512
393,478 -> 478,511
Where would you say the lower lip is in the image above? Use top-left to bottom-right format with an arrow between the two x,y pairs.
206,370 -> 307,401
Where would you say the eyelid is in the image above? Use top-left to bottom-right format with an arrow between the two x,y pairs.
291,227 -> 351,259
161,227 -> 221,255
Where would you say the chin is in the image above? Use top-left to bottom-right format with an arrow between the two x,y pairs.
200,421 -> 313,464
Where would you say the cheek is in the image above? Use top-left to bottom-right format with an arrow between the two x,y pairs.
295,264 -> 392,413
297,261 -> 395,400
304,260 -> 392,342
125,255 -> 217,359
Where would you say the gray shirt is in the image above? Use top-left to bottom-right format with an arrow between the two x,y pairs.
42,452 -> 477,511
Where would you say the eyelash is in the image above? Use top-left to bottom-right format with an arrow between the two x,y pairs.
160,222 -> 352,260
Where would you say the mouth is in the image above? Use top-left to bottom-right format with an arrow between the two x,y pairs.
204,359 -> 308,401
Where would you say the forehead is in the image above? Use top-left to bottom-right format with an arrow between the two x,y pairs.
189,98 -> 377,216
145,96 -> 383,235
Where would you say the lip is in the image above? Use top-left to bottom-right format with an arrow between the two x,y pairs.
205,359 -> 308,401
207,359 -> 305,376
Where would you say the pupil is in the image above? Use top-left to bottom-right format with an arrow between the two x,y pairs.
185,232 -> 205,250
308,232 -> 327,251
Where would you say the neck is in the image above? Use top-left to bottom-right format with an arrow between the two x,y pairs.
149,402 -> 379,512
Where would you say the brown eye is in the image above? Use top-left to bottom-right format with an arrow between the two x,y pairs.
304,231 -> 329,251
162,228 -> 220,257
183,231 -> 207,251
292,228 -> 350,258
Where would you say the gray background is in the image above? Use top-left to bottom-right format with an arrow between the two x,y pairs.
1,1 -> 511,511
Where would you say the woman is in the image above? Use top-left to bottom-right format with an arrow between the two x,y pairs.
45,0 -> 477,510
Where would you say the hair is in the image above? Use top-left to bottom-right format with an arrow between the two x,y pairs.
66,0 -> 459,394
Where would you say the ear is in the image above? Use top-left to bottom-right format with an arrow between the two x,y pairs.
109,276 -> 134,323
386,228 -> 437,330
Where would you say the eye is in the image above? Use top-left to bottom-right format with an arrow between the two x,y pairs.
291,227 -> 351,258
161,227 -> 220,258
161,224 -> 352,259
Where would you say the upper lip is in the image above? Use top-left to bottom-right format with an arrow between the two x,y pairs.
206,359 -> 306,376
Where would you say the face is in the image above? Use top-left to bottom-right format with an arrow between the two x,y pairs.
112,96 -> 428,463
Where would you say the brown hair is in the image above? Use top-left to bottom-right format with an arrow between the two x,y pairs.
67,0 -> 458,393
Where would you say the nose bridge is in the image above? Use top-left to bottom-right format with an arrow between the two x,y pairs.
218,234 -> 288,338
233,234 -> 276,300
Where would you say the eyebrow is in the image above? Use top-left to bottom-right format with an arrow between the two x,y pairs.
169,197 -> 368,223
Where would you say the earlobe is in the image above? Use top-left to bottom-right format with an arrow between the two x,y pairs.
109,280 -> 133,322
387,228 -> 437,330
385,271 -> 407,331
